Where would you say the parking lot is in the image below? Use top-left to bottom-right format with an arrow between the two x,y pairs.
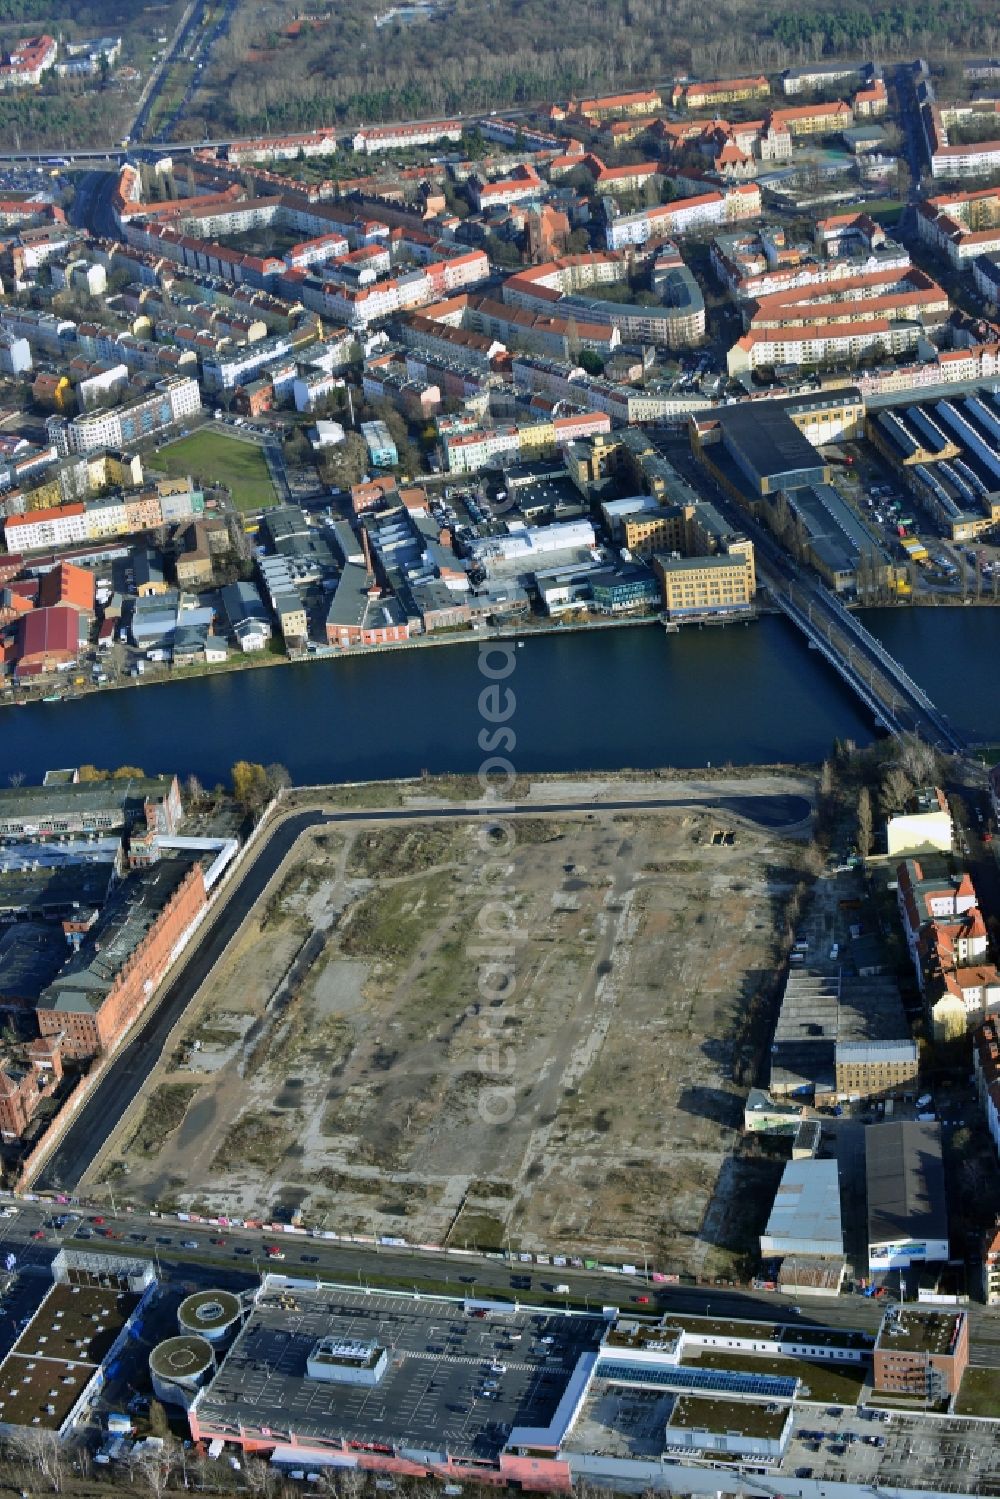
784,1403 -> 1000,1493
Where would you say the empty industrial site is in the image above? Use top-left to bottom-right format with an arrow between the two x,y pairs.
99,777 -> 814,1277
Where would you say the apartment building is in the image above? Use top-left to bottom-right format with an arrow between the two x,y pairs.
470,163 -> 543,211
574,89 -> 662,121
0,34 -> 57,89
746,269 -> 948,332
227,130 -> 338,165
675,76 -> 769,110
982,1219 -> 1000,1305
922,96 -> 1000,179
352,120 -> 463,153
974,1015 -> 1000,1159
854,78 -> 889,117
605,185 -> 761,250
768,101 -> 854,137
582,156 -> 662,195
918,186 -> 1000,265
897,855 -> 981,972
442,411 -> 610,473
45,377 -> 201,456
728,316 -> 921,374
3,502 -> 86,551
783,62 -> 875,96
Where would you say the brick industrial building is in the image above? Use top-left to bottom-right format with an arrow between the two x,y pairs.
36,858 -> 207,1059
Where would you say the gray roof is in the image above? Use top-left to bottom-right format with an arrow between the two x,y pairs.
866,1121 -> 948,1249
655,552 -> 747,573
761,1158 -> 844,1257
38,858 -> 196,1017
221,580 -> 270,632
836,1039 -> 918,1066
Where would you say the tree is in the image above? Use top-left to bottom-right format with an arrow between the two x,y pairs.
184,774 -> 205,808
880,765 -> 913,817
265,763 -> 292,797
76,764 -> 109,782
231,760 -> 270,814
578,348 -> 605,376
857,785 -> 873,858
7,1426 -> 64,1491
112,765 -> 146,779
130,1440 -> 174,1499
895,733 -> 939,789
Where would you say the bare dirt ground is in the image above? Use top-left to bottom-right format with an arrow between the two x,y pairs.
101,778 -> 814,1278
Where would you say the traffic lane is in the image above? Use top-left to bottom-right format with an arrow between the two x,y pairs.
2,1207 -> 885,1336
20,1210 -> 1000,1362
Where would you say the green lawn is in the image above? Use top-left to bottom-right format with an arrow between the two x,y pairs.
681,1350 -> 865,1405
955,1366 -> 1000,1417
154,429 -> 278,512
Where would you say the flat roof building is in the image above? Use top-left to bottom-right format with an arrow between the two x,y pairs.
866,1120 -> 949,1271
873,1306 -> 969,1400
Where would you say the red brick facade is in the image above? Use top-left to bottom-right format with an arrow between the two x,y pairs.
37,863 -> 207,1060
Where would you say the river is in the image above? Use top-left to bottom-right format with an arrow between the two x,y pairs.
2,609 -> 996,788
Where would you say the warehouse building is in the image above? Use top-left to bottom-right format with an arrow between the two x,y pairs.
769,967 -> 915,1104
690,388 -> 864,500
866,1121 -> 950,1271
759,1157 -> 845,1260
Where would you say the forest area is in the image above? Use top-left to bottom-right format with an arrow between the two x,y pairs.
184,0 -> 1000,141
0,0 -> 182,29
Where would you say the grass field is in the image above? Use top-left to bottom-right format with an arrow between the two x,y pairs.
154,429 -> 277,512
955,1366 -> 1000,1417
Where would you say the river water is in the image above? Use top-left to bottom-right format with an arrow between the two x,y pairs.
3,609 -> 997,788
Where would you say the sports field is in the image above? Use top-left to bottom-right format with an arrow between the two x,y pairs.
155,429 -> 277,512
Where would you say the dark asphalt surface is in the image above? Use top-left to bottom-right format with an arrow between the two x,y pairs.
35,790 -> 810,1192
5,1202 -> 1000,1367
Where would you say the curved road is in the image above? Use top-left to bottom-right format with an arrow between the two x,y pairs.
35,791 -> 811,1192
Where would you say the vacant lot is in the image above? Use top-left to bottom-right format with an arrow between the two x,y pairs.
102,785 -> 813,1276
154,429 -> 277,512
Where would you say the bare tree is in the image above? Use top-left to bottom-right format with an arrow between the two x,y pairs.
7,1427 -> 65,1492
130,1441 -> 175,1499
895,733 -> 940,789
857,786 -> 874,858
880,766 -> 913,818
184,773 -> 205,808
7,771 -> 25,788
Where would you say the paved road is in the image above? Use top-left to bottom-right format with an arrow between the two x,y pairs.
4,1203 -> 1000,1369
35,790 -> 810,1193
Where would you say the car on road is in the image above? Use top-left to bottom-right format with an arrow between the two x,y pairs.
633,1294 -> 650,1304
91,1216 -> 105,1225
266,1247 -> 285,1259
31,1230 -> 45,1240
181,1239 -> 199,1249
211,1237 -> 226,1246
235,1246 -> 252,1256
300,1254 -> 319,1263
